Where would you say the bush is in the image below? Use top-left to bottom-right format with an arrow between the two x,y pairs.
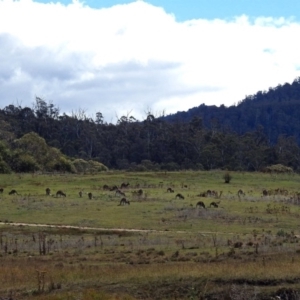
223,172 -> 232,183
11,152 -> 39,172
87,160 -> 108,172
47,156 -> 75,173
161,162 -> 180,171
72,159 -> 108,173
0,159 -> 11,174
72,159 -> 89,173
263,164 -> 293,174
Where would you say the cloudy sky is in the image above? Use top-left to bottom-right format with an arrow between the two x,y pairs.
1,0 -> 300,123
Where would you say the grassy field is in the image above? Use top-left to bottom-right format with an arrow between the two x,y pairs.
0,170 -> 300,299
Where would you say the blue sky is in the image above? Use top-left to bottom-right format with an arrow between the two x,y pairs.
33,0 -> 300,21
0,0 -> 300,122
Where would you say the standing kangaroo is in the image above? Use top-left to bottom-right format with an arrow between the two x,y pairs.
46,188 -> 51,196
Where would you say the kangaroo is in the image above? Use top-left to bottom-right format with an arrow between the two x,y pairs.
79,191 -> 83,198
237,189 -> 245,197
0,188 -> 3,194
118,198 -> 130,206
167,187 -> 174,193
103,184 -> 110,191
175,193 -> 184,199
9,189 -> 19,195
88,192 -> 93,200
46,188 -> 51,196
196,201 -> 206,209
115,189 -> 126,197
56,190 -> 66,197
110,185 -> 118,191
209,201 -> 220,208
120,182 -> 130,189
197,192 -> 207,197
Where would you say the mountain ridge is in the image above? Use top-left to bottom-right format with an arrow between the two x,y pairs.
161,77 -> 300,144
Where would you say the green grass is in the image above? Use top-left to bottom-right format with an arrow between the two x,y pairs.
1,170 -> 300,299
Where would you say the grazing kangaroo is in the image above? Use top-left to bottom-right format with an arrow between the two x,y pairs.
167,187 -> 174,193
209,201 -> 220,208
197,192 -> 207,197
88,192 -> 93,200
110,185 -> 118,191
118,198 -> 130,206
120,182 -> 130,189
132,189 -> 143,198
46,188 -> 51,196
115,189 -> 126,197
237,189 -> 245,197
196,201 -> 206,209
56,190 -> 66,197
103,184 -> 110,191
9,189 -> 19,195
175,193 -> 185,199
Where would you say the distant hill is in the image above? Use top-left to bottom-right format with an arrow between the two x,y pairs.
162,77 -> 300,144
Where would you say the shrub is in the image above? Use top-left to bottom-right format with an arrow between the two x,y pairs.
11,152 -> 39,172
263,164 -> 293,174
72,159 -> 108,173
223,172 -> 232,183
87,160 -> 108,172
161,162 -> 180,171
50,156 -> 75,173
0,159 -> 11,173
72,159 -> 89,173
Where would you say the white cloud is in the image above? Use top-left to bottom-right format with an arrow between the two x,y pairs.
0,0 -> 300,122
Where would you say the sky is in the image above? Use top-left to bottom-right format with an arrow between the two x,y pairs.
1,0 -> 300,123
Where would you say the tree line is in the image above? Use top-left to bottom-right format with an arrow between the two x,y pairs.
163,77 -> 300,145
1,92 -> 300,173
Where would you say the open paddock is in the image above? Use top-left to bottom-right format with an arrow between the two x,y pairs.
0,171 -> 300,299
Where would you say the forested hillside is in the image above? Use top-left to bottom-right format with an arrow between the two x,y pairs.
1,78 -> 300,172
163,77 -> 300,144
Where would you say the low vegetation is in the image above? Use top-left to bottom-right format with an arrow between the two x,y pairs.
0,170 -> 300,299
